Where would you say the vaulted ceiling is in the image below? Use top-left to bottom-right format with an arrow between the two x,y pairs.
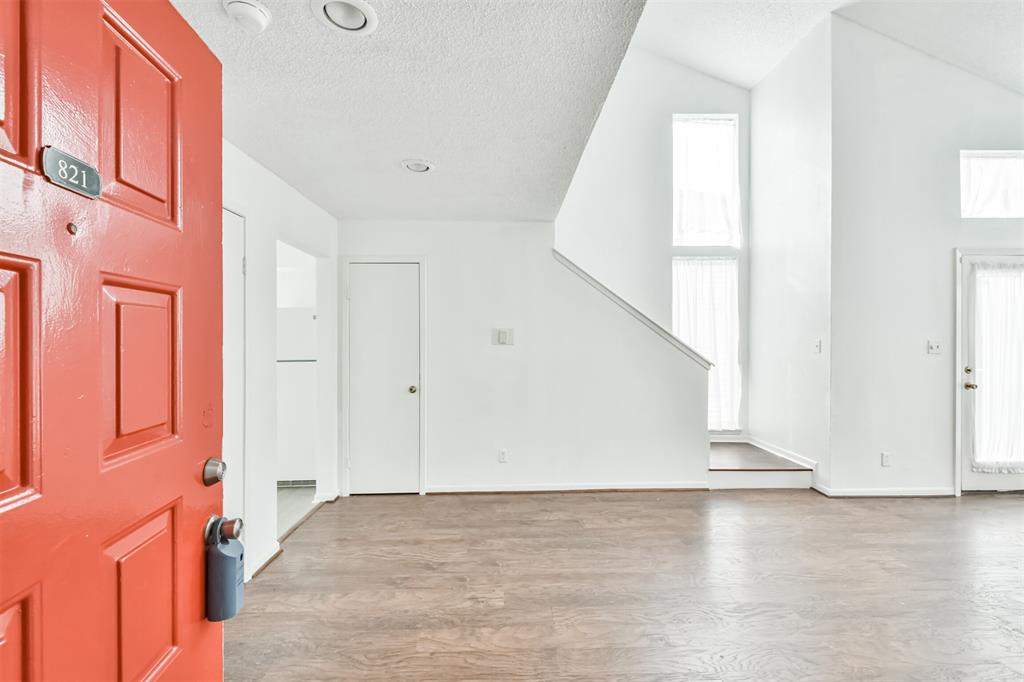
633,1 -> 1023,94
171,0 -> 644,221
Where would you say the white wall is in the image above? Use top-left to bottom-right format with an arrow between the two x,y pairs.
223,140 -> 339,578
748,19 -> 833,485
828,16 -> 1024,493
339,220 -> 710,492
555,47 -> 750,329
276,240 -> 318,308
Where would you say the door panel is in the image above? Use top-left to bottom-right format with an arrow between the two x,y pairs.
349,263 -> 420,494
0,0 -> 223,679
0,0 -> 35,166
0,253 -> 39,507
99,9 -> 178,225
961,254 -> 1024,492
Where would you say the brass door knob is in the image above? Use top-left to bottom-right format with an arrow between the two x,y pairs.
964,383 -> 978,390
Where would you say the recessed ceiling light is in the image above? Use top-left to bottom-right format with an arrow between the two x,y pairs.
402,159 -> 432,173
223,0 -> 272,34
311,0 -> 379,35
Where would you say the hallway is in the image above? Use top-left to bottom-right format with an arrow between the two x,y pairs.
225,491 -> 1024,681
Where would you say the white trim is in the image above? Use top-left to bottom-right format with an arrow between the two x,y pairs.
426,481 -> 709,494
954,248 -> 1024,496
340,256 -> 428,496
746,436 -> 818,471
551,249 -> 713,370
813,484 -> 954,498
709,431 -> 745,443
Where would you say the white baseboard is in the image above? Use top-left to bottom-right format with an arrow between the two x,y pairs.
245,541 -> 281,583
709,431 -> 747,443
813,484 -> 955,498
313,492 -> 340,504
426,481 -> 709,494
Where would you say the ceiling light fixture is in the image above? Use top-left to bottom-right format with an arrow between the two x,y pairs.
311,0 -> 379,35
402,159 -> 432,173
223,0 -> 272,34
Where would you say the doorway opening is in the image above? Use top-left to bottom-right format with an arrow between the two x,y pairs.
276,241 -> 320,534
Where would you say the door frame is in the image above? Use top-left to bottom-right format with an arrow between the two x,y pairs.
222,207 -> 247,524
954,247 -> 1024,496
340,256 -> 427,496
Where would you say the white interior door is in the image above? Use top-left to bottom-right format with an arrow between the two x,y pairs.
349,263 -> 421,494
222,209 -> 246,518
961,254 -> 1024,492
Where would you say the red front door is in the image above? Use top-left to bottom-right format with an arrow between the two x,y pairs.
0,0 -> 223,679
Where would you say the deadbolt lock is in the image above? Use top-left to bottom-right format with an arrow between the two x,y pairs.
203,458 -> 226,486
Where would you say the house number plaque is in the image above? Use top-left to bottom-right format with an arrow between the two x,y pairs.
42,146 -> 101,199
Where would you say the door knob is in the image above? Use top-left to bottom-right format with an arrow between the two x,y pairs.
205,515 -> 244,543
964,383 -> 978,390
408,385 -> 417,394
203,458 -> 226,486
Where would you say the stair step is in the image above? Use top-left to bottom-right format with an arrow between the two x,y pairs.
708,469 -> 813,490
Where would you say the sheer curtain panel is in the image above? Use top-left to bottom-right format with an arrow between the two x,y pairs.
972,261 -> 1024,472
672,257 -> 741,431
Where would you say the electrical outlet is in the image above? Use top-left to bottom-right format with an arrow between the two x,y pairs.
498,449 -> 509,464
927,340 -> 942,355
881,451 -> 892,467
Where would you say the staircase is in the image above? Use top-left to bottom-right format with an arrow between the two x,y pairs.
708,442 -> 813,489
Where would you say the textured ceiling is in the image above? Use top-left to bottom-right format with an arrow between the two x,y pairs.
633,1 -> 1023,93
171,0 -> 644,221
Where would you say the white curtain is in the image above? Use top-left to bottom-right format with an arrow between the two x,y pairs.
673,117 -> 741,247
972,261 -> 1024,473
672,258 -> 741,431
960,151 -> 1024,218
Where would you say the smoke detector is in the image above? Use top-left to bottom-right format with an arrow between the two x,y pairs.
311,0 -> 379,35
401,159 -> 432,173
224,0 -> 272,34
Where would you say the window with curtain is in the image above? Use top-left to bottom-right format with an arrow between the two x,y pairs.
671,114 -> 743,431
960,150 -> 1024,218
673,116 -> 742,247
672,258 -> 741,431
972,262 -> 1024,472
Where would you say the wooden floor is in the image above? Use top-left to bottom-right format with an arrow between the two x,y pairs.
227,491 -> 1024,681
710,442 -> 810,471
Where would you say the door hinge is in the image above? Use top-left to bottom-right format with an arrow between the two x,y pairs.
242,257 -> 247,276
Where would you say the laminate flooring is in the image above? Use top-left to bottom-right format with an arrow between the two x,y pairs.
227,490 -> 1024,681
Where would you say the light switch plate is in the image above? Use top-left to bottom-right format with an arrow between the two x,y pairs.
492,328 -> 514,346
927,340 -> 942,355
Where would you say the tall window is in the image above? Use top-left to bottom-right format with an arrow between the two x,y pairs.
671,115 -> 742,431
